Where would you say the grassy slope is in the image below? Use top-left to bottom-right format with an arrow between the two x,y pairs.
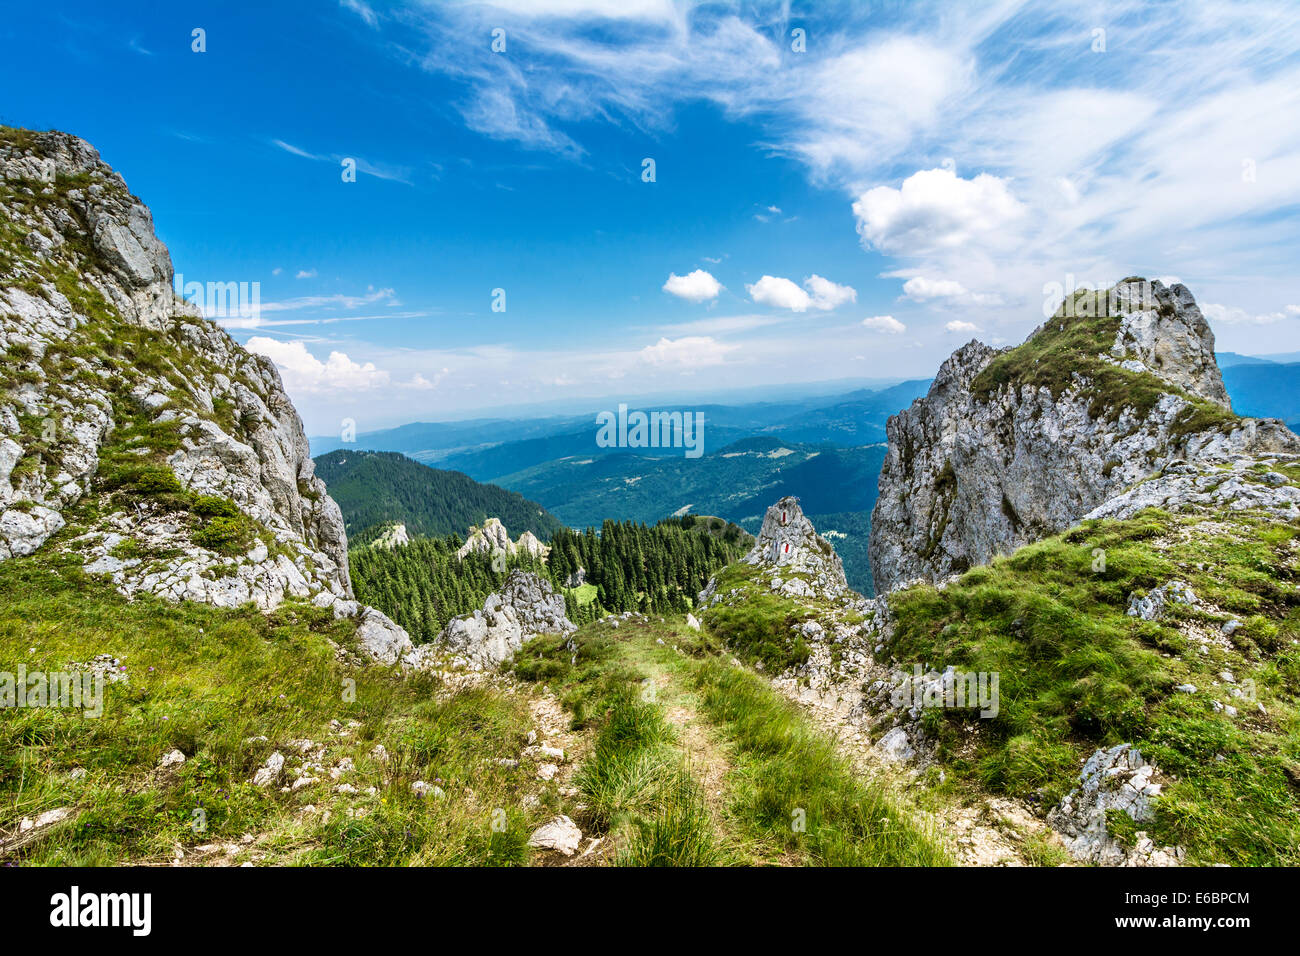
2,539 -> 947,866
970,286 -> 1236,438
12,485 -> 1289,865
886,484 -> 1300,865
0,551 -> 562,866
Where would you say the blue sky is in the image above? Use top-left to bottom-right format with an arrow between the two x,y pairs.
3,0 -> 1300,434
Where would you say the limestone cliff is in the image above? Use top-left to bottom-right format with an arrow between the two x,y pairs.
869,278 -> 1300,593
0,127 -> 407,655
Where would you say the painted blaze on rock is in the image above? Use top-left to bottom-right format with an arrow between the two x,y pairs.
744,496 -> 847,592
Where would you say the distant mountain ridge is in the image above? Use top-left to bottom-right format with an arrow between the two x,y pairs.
308,381 -> 932,474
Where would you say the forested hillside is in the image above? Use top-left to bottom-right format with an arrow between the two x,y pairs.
350,518 -> 748,642
314,449 -> 563,543
548,520 -> 747,614
350,538 -> 548,643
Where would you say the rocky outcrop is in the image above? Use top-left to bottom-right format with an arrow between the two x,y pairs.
1047,744 -> 1183,866
1103,279 -> 1228,405
455,518 -> 551,563
1085,454 -> 1300,523
371,523 -> 409,550
740,496 -> 848,602
515,530 -> 549,560
353,606 -> 415,665
432,570 -> 575,670
1126,580 -> 1198,622
869,278 -> 1300,593
0,127 -> 408,654
456,517 -> 515,561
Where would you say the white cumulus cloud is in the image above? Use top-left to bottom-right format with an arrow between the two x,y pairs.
804,274 -> 857,310
747,275 -> 810,311
853,168 -> 1025,257
862,315 -> 906,334
747,274 -> 857,312
246,338 -> 390,392
945,320 -> 981,334
662,269 -> 722,302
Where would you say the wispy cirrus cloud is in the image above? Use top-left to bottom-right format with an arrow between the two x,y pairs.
270,138 -> 413,185
340,0 -> 379,29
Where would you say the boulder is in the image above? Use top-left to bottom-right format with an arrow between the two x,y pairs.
527,815 -> 582,856
355,607 -> 415,664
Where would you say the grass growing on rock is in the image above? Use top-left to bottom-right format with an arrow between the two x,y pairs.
885,506 -> 1300,864
970,288 -> 1237,438
698,562 -> 817,672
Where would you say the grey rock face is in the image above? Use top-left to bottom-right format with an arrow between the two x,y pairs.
1085,454 -> 1300,523
371,523 -> 410,550
1047,744 -> 1183,866
1103,278 -> 1228,406
869,279 -> 1300,593
455,517 -> 515,560
431,570 -> 575,670
0,128 -> 409,651
743,496 -> 848,602
515,530 -> 549,559
354,606 -> 415,664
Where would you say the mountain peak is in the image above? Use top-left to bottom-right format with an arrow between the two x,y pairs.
0,125 -> 410,657
870,276 -> 1300,593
